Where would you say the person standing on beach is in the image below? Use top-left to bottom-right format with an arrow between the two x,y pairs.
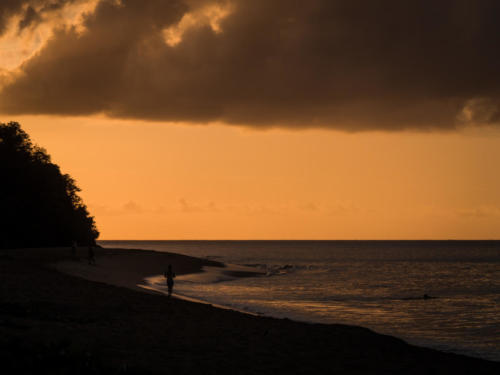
88,244 -> 96,265
71,240 -> 77,258
164,264 -> 176,297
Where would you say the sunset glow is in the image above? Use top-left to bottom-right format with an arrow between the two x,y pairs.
16,115 -> 500,240
163,2 -> 233,46
2,1 -> 500,239
0,0 -> 99,71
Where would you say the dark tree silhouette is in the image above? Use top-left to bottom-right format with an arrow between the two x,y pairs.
0,122 -> 99,248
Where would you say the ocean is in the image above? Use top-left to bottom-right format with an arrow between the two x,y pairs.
99,240 -> 500,361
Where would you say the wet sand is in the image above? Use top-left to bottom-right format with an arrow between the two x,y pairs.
54,247 -> 226,293
1,247 -> 498,374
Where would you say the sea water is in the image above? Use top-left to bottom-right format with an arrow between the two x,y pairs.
99,240 -> 500,361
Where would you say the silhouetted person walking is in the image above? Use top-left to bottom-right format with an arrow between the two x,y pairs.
164,264 -> 176,297
71,240 -> 77,258
88,244 -> 96,265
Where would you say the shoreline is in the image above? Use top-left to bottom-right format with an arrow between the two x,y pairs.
1,247 -> 498,374
54,247 -> 264,294
56,246 -> 500,361
54,246 -> 224,293
138,283 -> 261,317
58,246 -> 500,361
55,246 -> 267,317
56,247 -> 270,320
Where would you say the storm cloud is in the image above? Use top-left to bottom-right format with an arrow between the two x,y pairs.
1,0 -> 499,130
0,1 -> 85,34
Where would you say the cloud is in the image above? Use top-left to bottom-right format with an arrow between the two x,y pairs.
89,200 -> 168,216
1,0 -> 500,130
0,1 -> 86,34
457,206 -> 500,219
0,1 -> 99,70
178,198 -> 218,213
299,202 -> 318,212
17,6 -> 40,31
122,200 -> 143,213
0,1 -> 24,35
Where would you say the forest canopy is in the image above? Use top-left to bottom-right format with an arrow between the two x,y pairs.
0,121 -> 99,248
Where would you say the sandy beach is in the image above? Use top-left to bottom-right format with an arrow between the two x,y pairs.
1,247 -> 498,374
54,247 -> 226,293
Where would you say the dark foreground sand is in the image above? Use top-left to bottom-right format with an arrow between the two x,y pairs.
0,247 -> 498,374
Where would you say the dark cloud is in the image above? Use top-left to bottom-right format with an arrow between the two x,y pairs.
0,1 -> 84,34
0,1 -> 25,34
18,5 -> 41,31
1,0 -> 500,130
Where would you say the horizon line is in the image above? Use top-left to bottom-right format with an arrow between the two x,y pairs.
97,238 -> 500,241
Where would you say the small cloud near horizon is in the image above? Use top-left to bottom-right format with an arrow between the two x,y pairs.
122,200 -> 143,214
178,198 -> 219,213
457,206 -> 500,219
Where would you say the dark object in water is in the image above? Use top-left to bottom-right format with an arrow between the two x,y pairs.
423,294 -> 438,300
401,294 -> 437,301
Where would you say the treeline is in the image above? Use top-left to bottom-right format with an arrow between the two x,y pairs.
0,122 -> 98,248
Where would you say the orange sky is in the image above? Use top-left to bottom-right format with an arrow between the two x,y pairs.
2,2 -> 500,239
12,115 -> 500,240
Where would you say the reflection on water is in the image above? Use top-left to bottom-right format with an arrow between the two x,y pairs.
102,240 -> 500,361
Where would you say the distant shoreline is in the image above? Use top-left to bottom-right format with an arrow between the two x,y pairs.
99,239 -> 500,242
